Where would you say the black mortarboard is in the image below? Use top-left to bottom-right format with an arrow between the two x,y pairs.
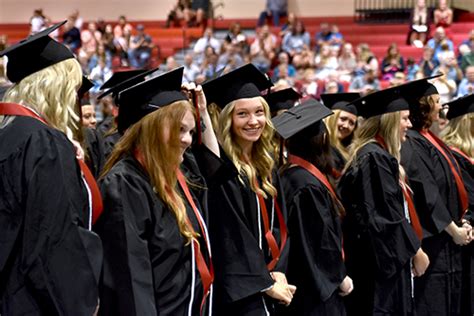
97,67 -> 158,101
272,97 -> 333,140
350,85 -> 409,118
78,76 -> 94,99
399,74 -> 442,99
117,67 -> 188,133
0,21 -> 75,83
202,63 -> 273,109
99,69 -> 147,90
320,92 -> 360,116
445,93 -> 474,120
264,88 -> 301,112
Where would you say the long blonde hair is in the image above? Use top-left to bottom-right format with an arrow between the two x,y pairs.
440,113 -> 474,157
218,97 -> 277,198
346,111 -> 402,168
102,101 -> 198,243
324,109 -> 355,161
3,58 -> 82,139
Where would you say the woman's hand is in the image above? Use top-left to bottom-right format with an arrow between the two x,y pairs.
265,281 -> 297,306
181,82 -> 207,113
446,222 -> 471,246
270,271 -> 288,285
412,248 -> 430,277
338,276 -> 354,296
462,220 -> 473,242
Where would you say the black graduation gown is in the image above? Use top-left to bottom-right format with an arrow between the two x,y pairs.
0,116 -> 102,315
97,115 -> 114,138
103,130 -> 121,159
83,127 -> 106,179
451,150 -> 474,316
194,146 -> 288,316
401,130 -> 464,316
278,166 -> 346,316
338,142 -> 420,316
331,146 -> 346,176
94,153 -> 211,316
451,150 -> 474,211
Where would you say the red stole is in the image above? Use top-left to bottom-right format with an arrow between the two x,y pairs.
420,130 -> 469,218
287,154 -> 346,258
375,135 -> 423,240
253,180 -> 288,271
0,102 -> 103,226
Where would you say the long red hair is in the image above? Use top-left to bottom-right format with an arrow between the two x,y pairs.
102,101 -> 197,243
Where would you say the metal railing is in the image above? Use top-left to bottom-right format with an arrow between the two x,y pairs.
354,0 -> 438,23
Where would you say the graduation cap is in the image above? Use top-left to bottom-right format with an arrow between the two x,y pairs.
399,74 -> 443,99
78,76 -> 94,99
320,92 -> 360,116
97,67 -> 158,101
264,88 -> 301,113
272,97 -> 333,140
445,93 -> 474,120
117,67 -> 188,133
202,63 -> 273,109
350,85 -> 409,118
99,69 -> 147,90
0,21 -> 75,83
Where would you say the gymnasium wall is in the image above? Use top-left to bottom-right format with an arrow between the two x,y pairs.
0,0 -> 355,23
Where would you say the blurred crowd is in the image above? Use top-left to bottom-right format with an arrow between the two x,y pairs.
0,0 -> 473,118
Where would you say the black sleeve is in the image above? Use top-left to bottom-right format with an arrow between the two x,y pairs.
453,151 -> 474,221
401,138 -> 453,236
21,129 -> 102,315
192,144 -> 239,187
95,172 -> 157,316
340,152 -> 420,279
209,184 -> 275,303
84,127 -> 106,179
288,184 -> 345,301
272,171 -> 290,274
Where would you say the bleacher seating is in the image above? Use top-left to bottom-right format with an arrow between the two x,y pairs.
0,15 -> 472,71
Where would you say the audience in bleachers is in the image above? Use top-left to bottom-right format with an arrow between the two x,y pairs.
128,24 -> 154,68
29,8 -> 50,35
182,52 -> 201,83
427,26 -> 454,62
457,65 -> 474,97
250,25 -> 277,73
406,57 -> 420,80
166,0 -> 192,27
348,68 -> 380,94
418,45 -> 439,76
381,43 -> 406,80
78,22 -> 102,70
314,44 -> 338,80
61,18 -> 81,53
355,43 -> 379,76
257,0 -> 288,27
432,71 -> 457,103
433,0 -> 453,29
279,12 -> 296,38
337,42 -> 357,82
282,20 -> 311,57
113,15 -> 133,66
189,0 -> 209,27
407,0 -> 432,47
459,30 -> 474,71
193,27 -> 221,64
315,23 -> 344,53
1,3 -> 474,114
